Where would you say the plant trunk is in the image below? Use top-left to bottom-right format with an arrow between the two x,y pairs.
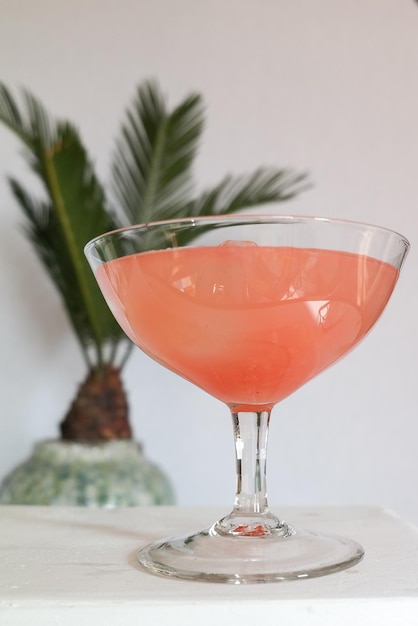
60,364 -> 132,442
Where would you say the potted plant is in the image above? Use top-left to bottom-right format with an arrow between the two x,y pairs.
0,79 -> 308,506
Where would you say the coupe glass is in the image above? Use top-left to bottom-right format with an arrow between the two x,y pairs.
85,215 -> 409,584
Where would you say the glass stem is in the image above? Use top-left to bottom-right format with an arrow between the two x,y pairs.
232,410 -> 270,514
214,410 -> 287,537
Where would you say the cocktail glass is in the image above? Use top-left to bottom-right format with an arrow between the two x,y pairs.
85,215 -> 409,584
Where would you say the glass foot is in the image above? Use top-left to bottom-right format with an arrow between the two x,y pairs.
137,519 -> 364,584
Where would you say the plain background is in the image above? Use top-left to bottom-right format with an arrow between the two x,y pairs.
0,0 -> 417,523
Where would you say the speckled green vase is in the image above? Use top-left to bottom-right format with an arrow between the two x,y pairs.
0,440 -> 175,507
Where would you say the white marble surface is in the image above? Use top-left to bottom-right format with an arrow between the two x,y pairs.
0,506 -> 417,625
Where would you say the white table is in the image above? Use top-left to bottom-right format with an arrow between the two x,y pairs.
0,506 -> 417,625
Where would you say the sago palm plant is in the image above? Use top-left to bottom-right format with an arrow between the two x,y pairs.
0,79 -> 308,442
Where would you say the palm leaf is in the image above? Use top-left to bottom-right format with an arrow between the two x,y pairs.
186,168 -> 309,217
112,80 -> 204,225
0,84 -> 31,146
111,81 -> 309,231
0,85 -> 127,368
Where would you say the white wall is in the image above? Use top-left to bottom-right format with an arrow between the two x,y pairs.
0,0 -> 417,523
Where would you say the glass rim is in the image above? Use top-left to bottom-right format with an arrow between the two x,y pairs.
84,213 -> 410,255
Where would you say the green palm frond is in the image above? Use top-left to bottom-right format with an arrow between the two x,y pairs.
0,84 -> 31,146
0,85 -> 127,369
112,80 -> 205,225
186,167 -> 309,217
112,80 -> 309,229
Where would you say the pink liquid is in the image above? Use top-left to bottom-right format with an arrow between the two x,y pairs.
97,245 -> 398,411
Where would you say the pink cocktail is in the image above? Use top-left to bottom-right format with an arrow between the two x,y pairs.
86,215 -> 409,583
97,245 -> 398,411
